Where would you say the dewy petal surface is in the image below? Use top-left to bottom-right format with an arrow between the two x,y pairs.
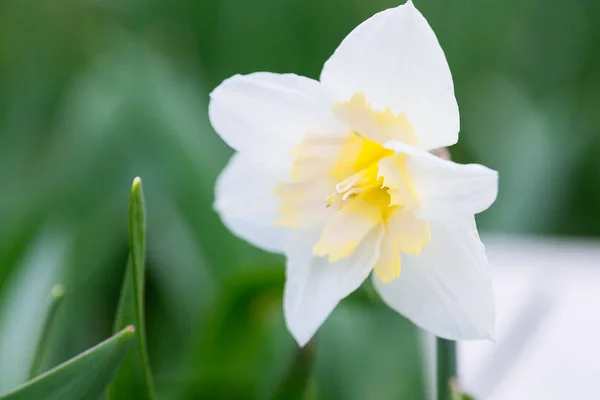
373,217 -> 495,340
209,72 -> 336,164
214,153 -> 288,253
284,227 -> 383,346
320,1 -> 459,151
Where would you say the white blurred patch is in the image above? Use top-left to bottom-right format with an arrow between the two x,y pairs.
460,234 -> 600,399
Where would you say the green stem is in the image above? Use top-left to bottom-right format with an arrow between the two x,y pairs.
29,284 -> 66,378
436,338 -> 457,400
270,338 -> 317,400
129,177 -> 157,400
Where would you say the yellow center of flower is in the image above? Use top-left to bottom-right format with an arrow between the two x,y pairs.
276,93 -> 431,283
325,133 -> 393,212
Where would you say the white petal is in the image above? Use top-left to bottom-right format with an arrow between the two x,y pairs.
214,153 -> 288,253
373,217 -> 495,340
400,145 -> 498,220
320,1 -> 459,151
284,227 -> 383,346
380,143 -> 498,219
209,72 -> 336,163
274,179 -> 334,228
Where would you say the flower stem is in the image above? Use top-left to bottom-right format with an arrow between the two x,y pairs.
436,337 -> 457,400
270,338 -> 317,400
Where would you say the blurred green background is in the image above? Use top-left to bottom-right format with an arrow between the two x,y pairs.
0,0 -> 599,398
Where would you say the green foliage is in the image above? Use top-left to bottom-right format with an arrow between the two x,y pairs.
313,303 -> 427,400
0,327 -> 135,400
108,178 -> 157,399
0,0 -> 598,398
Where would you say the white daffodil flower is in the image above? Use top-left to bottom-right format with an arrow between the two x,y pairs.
210,1 -> 498,346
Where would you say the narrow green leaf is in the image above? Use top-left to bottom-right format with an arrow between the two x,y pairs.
129,177 -> 157,398
107,177 -> 157,400
0,327 -> 135,400
112,259 -> 135,335
107,260 -> 142,399
29,284 -> 66,379
129,177 -> 147,314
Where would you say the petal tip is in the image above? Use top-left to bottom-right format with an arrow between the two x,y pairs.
294,333 -> 313,348
285,316 -> 315,348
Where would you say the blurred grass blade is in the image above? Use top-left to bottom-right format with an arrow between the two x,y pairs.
0,327 -> 135,400
29,284 -> 66,378
270,340 -> 316,400
0,227 -> 70,393
107,177 -> 156,400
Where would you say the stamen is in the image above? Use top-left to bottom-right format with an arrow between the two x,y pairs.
326,166 -> 383,209
341,183 -> 380,201
341,188 -> 360,201
335,169 -> 369,193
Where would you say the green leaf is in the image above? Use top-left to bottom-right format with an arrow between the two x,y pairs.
107,259 -> 140,399
107,178 -> 157,400
29,284 -> 66,379
0,327 -> 135,400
